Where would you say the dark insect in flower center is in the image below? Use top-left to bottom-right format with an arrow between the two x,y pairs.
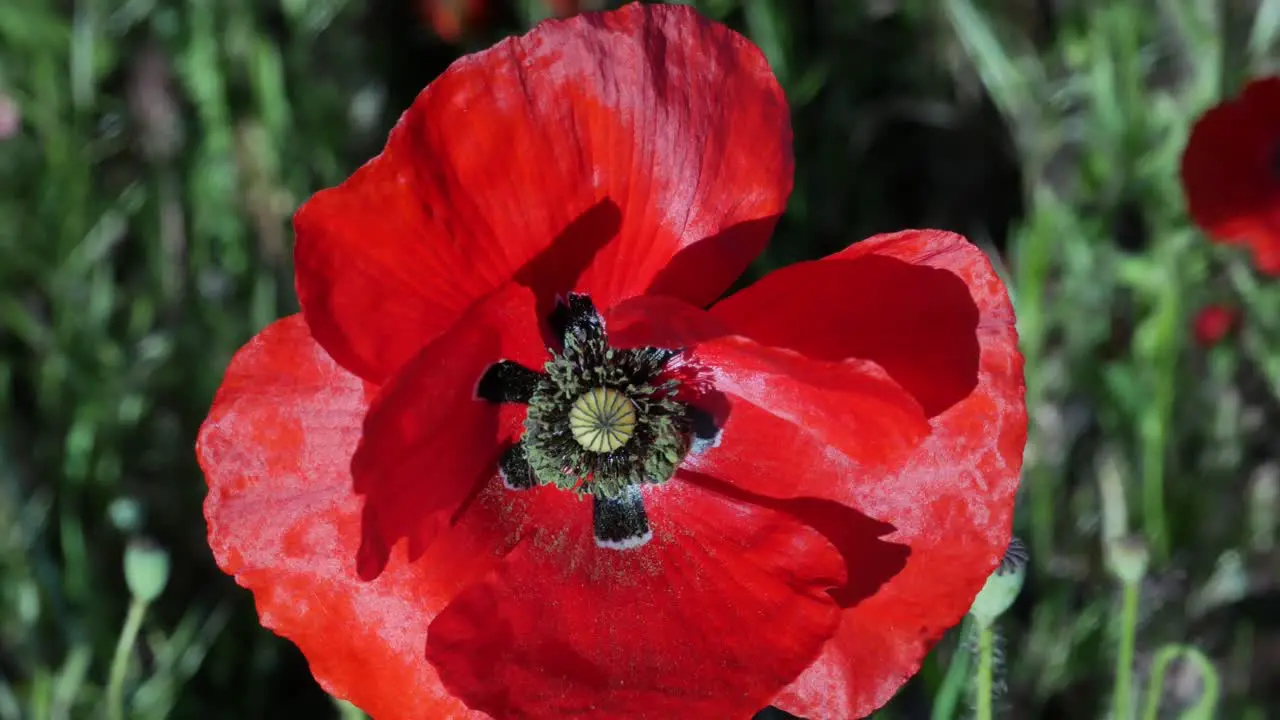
477,293 -> 696,548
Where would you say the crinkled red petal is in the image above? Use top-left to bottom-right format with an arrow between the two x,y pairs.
351,283 -> 546,581
605,295 -> 928,605
425,480 -> 845,720
294,2 -> 792,382
753,230 -> 1027,719
198,315 -> 504,719
607,294 -> 931,488
1181,76 -> 1280,275
710,236 -> 985,417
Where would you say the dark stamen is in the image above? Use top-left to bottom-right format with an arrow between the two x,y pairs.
689,405 -> 722,453
498,443 -> 536,490
630,346 -> 681,375
998,536 -> 1029,575
592,486 -> 652,550
477,361 -> 541,404
550,293 -> 605,345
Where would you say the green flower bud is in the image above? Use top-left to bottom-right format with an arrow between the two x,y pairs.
107,497 -> 144,533
969,537 -> 1027,627
1106,534 -> 1150,585
124,538 -> 170,603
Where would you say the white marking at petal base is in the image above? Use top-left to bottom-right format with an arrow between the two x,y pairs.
691,427 -> 723,455
595,527 -> 653,551
498,465 -> 528,491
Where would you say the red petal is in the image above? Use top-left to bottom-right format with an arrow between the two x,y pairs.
605,295 -> 927,610
612,232 -> 1025,717
1181,76 -> 1280,275
759,230 -> 1026,718
425,480 -> 844,719
295,3 -> 791,382
351,283 -> 546,581
198,315 -> 497,719
711,230 -> 990,417
606,295 -> 930,490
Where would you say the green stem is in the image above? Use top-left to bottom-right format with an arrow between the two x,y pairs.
931,619 -> 973,720
106,598 -> 148,720
1141,268 -> 1179,560
1141,645 -> 1220,720
1139,420 -> 1168,559
1140,646 -> 1173,720
975,623 -> 995,720
1113,581 -> 1140,720
1028,463 -> 1055,574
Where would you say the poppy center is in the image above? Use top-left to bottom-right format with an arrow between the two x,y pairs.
569,387 -> 638,452
476,293 -> 693,502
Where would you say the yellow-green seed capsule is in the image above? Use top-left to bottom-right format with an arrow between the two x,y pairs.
969,537 -> 1028,628
1106,534 -> 1150,585
124,538 -> 171,603
569,387 -> 637,453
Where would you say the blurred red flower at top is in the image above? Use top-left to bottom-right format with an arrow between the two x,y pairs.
1193,304 -> 1238,347
197,4 -> 1026,719
417,0 -> 487,42
418,0 -> 581,40
1181,76 -> 1280,274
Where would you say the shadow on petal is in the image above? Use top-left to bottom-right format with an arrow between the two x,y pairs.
513,197 -> 622,326
353,284 -> 545,582
645,214 -> 784,308
681,471 -> 909,609
714,254 -> 980,418
834,254 -> 979,417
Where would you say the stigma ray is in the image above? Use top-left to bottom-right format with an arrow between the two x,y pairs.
498,443 -> 536,490
592,486 -> 652,550
476,360 -> 541,403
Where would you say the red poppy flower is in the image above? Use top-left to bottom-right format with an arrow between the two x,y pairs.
1193,304 -> 1238,347
1181,76 -> 1280,274
417,0 -> 487,42
198,5 -> 1026,719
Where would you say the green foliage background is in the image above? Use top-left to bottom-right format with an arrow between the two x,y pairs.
1,0 -> 1278,717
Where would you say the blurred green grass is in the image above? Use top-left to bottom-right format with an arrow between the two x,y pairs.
1,0 -> 1279,717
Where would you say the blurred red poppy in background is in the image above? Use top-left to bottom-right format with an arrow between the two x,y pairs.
417,0 -> 487,41
1181,76 -> 1280,274
1193,304 -> 1238,348
198,4 -> 1026,719
418,0 -> 581,41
